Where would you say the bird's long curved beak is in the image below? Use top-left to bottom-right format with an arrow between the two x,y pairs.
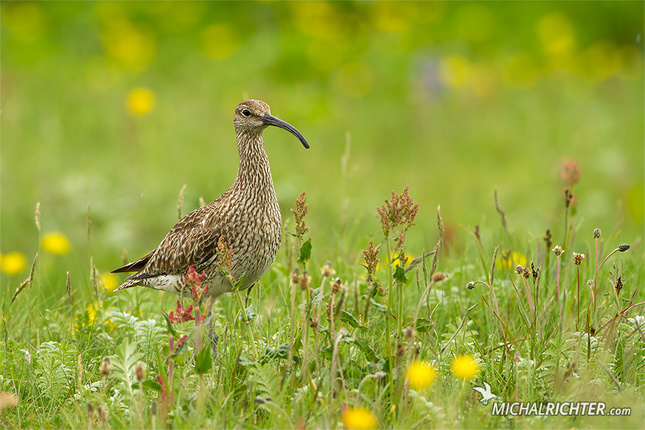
262,113 -> 310,149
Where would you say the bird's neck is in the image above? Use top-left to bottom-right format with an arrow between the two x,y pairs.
233,131 -> 277,201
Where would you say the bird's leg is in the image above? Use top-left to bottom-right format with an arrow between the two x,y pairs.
208,307 -> 219,358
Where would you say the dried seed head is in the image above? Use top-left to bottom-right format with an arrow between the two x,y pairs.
618,244 -> 630,252
615,276 -> 623,293
531,263 -> 540,279
320,261 -> 335,278
291,267 -> 301,285
466,281 -> 475,290
403,327 -> 416,338
308,317 -> 318,329
521,267 -> 531,279
587,280 -> 594,288
100,357 -> 111,376
87,402 -> 94,417
20,349 -> 31,366
513,351 -> 521,363
97,405 -> 107,422
135,362 -> 146,382
593,228 -> 601,238
544,229 -> 552,248
331,278 -> 342,294
515,265 -> 524,275
573,252 -> 585,265
395,342 -> 405,359
552,246 -> 564,256
151,401 -> 157,416
299,271 -> 311,291
431,272 -> 449,282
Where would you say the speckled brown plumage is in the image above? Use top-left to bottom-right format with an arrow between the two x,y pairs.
112,100 -> 309,299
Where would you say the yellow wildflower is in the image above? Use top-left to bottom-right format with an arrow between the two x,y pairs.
405,359 -> 436,391
41,232 -> 70,255
86,302 -> 117,330
341,406 -> 378,430
451,354 -> 481,381
0,252 -> 27,275
126,87 -> 155,117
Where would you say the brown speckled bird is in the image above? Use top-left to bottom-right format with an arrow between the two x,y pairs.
112,100 -> 309,300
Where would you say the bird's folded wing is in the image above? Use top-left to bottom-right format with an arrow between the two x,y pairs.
113,205 -> 222,280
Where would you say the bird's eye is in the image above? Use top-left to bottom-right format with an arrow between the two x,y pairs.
242,109 -> 251,117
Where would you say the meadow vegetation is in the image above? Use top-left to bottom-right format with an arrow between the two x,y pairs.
1,2 -> 643,429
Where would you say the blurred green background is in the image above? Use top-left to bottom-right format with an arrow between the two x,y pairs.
1,1 -> 643,291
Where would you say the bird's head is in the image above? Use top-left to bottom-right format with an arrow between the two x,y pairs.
234,100 -> 309,149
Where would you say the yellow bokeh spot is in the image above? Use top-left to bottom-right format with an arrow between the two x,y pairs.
101,20 -> 156,72
101,272 -> 119,293
440,55 -> 472,89
405,359 -> 437,391
126,87 -> 156,117
499,251 -> 528,270
371,2 -> 417,33
451,354 -> 481,381
200,24 -> 240,60
3,2 -> 45,43
292,2 -> 345,41
537,13 -> 575,56
0,252 -> 27,275
41,232 -> 70,255
341,406 -> 378,430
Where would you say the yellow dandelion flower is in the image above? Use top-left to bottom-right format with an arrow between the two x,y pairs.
405,359 -> 436,391
0,252 -> 27,275
41,232 -> 70,255
126,87 -> 155,117
101,272 -> 119,293
341,406 -> 378,430
451,354 -> 481,381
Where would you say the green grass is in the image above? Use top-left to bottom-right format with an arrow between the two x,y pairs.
1,185 -> 643,429
1,2 -> 644,429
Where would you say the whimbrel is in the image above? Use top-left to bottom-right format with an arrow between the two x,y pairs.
112,100 -> 309,302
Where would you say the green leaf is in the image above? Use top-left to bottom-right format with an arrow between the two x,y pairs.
162,311 -> 179,338
297,238 -> 312,263
133,379 -> 162,392
240,304 -> 256,322
393,264 -> 407,283
340,310 -> 364,328
194,345 -> 212,375
261,343 -> 300,365
354,338 -> 379,362
416,317 -> 432,333
370,299 -> 386,313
